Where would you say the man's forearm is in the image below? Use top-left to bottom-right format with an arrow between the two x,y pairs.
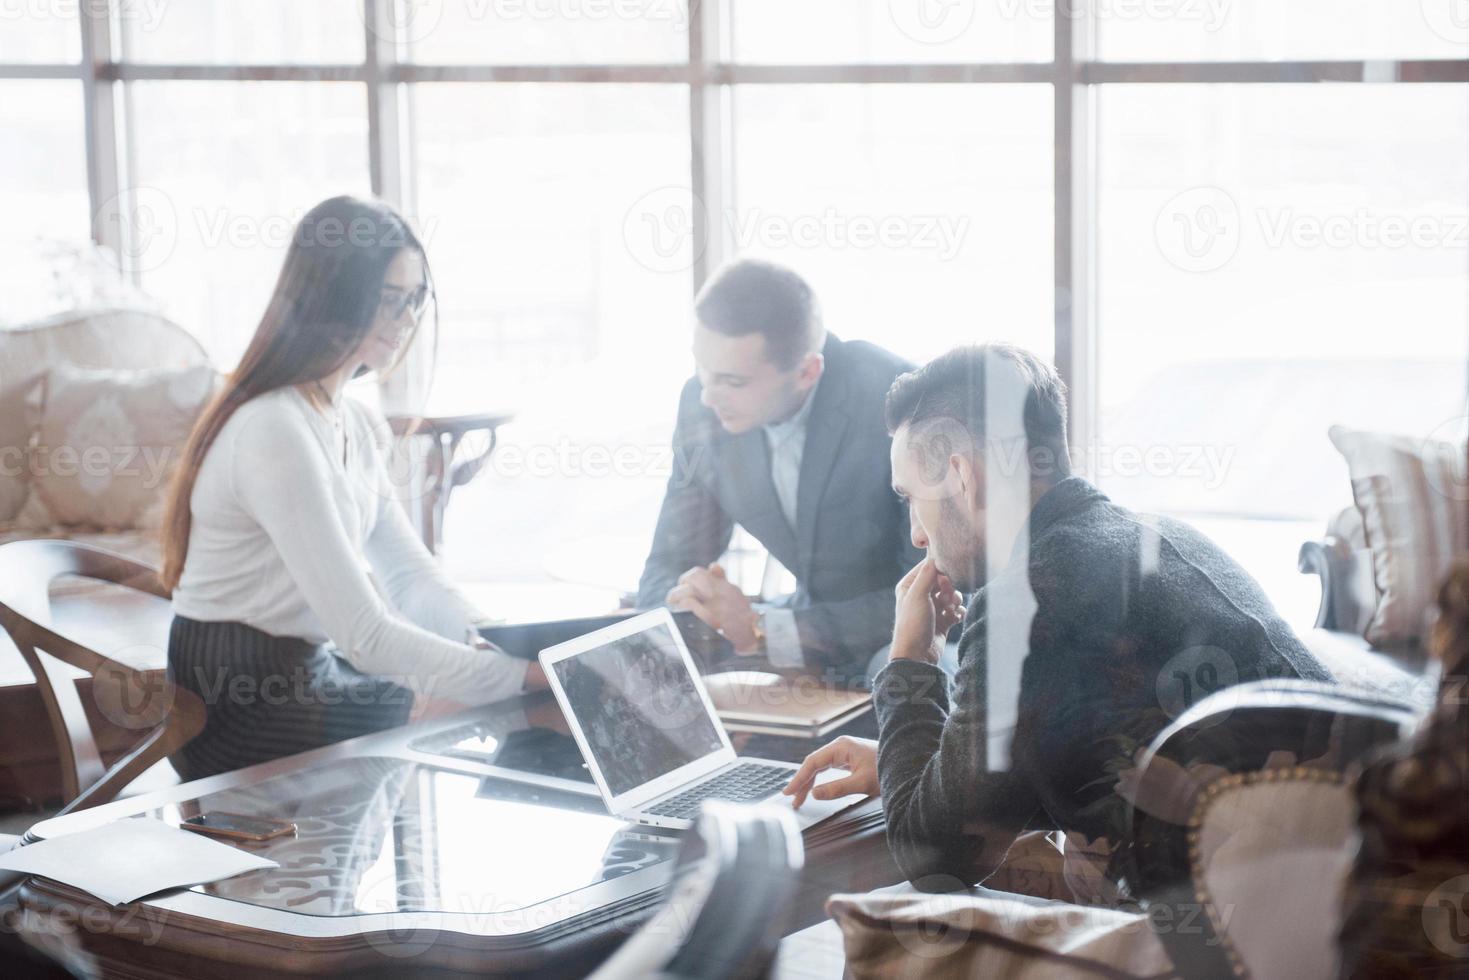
874,659 -> 1038,888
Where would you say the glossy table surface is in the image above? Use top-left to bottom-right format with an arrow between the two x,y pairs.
17,690 -> 894,976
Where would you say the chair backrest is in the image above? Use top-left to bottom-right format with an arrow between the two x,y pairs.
589,801 -> 803,980
0,540 -> 204,814
0,308 -> 211,524
1124,679 -> 1419,979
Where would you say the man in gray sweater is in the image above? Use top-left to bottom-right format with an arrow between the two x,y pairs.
784,343 -> 1330,890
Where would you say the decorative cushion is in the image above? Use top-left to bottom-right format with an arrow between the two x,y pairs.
1191,769 -> 1355,980
17,364 -> 218,531
1329,425 -> 1468,649
0,309 -> 210,524
0,375 -> 37,521
826,887 -> 1171,979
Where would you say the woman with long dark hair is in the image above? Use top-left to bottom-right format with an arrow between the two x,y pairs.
161,196 -> 539,780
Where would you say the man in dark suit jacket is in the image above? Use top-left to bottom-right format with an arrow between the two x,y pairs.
637,258 -> 919,676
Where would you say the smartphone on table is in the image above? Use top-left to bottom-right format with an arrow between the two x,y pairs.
180,812 -> 297,842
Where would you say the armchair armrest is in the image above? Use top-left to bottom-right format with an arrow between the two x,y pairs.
1123,680 -> 1419,979
1299,534 -> 1355,631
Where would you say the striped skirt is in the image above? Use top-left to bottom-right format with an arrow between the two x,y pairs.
167,616 -> 414,781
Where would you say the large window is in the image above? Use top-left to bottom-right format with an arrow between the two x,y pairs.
1096,0 -> 1469,62
412,83 -> 695,582
125,82 -> 371,363
2,3 -> 1465,621
730,0 -> 1052,63
732,84 -> 1053,363
0,81 -> 89,247
1096,84 -> 1469,521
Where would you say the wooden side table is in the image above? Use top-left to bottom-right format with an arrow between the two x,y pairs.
386,412 -> 515,554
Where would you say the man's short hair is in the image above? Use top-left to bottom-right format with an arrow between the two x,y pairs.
694,258 -> 825,369
885,343 -> 1072,483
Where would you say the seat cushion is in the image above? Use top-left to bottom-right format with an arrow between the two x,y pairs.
826,886 -> 1171,979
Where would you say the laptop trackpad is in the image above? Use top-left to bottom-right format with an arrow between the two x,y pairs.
784,768 -> 871,830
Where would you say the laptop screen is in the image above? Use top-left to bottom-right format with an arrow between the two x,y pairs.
548,619 -> 725,798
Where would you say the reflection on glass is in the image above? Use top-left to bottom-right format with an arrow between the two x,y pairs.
167,757 -> 676,918
127,81 -> 370,364
733,84 -> 1054,364
413,718 -> 595,783
1096,84 -> 1469,524
122,0 -> 364,64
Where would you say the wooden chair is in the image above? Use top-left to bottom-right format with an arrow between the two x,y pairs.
0,540 -> 205,816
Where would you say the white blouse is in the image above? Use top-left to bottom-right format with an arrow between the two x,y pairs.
172,385 -> 527,704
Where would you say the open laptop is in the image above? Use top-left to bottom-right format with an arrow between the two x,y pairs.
539,609 -> 867,832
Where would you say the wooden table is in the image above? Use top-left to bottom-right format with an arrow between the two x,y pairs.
12,692 -> 898,978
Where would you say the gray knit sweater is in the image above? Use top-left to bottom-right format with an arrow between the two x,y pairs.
872,477 -> 1331,890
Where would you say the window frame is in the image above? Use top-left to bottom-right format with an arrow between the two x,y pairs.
2,0 -> 1465,456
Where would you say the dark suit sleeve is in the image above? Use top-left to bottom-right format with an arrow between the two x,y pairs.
873,624 -> 1044,890
636,388 -> 734,609
792,587 -> 900,675
791,496 -> 923,675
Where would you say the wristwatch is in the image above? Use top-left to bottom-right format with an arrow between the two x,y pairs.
747,608 -> 768,653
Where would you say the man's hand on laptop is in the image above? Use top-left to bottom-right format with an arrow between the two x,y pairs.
782,736 -> 879,809
665,563 -> 761,654
891,557 -> 964,666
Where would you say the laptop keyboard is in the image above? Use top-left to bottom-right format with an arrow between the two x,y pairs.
643,762 -> 794,820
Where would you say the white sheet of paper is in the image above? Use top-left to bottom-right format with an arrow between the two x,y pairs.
0,817 -> 279,906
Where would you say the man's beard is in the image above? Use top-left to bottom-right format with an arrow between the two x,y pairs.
935,496 -> 984,593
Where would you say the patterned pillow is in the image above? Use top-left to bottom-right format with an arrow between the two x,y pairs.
827,887 -> 1171,979
16,364 -> 219,531
0,374 -> 37,524
1329,424 -> 1469,649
